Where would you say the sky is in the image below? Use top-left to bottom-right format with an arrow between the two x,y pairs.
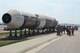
0,0 -> 80,24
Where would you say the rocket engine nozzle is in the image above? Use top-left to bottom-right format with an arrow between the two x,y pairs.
2,13 -> 11,24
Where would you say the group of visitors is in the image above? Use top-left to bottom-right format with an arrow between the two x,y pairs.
56,25 -> 75,36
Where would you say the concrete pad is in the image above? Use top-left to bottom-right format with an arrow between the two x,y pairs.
0,33 -> 59,53
25,35 -> 65,53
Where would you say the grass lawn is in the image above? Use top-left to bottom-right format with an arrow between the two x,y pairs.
0,30 -> 35,47
0,39 -> 28,47
0,30 -> 29,47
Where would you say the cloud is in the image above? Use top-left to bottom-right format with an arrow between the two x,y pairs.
0,0 -> 80,24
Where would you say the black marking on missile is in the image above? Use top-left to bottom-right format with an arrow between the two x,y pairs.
20,15 -> 28,29
2,13 -> 11,24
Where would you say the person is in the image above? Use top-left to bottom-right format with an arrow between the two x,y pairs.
74,26 -> 78,30
63,25 -> 66,34
60,26 -> 64,35
66,26 -> 71,36
56,25 -> 62,36
66,26 -> 68,35
71,27 -> 75,35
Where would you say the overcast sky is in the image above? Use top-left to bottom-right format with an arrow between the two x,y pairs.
0,0 -> 80,24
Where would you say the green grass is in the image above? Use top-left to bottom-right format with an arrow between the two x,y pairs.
0,31 -> 29,47
0,30 -> 35,47
0,32 -> 10,35
0,39 -> 28,47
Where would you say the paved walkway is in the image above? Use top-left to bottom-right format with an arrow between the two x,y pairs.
0,33 -> 58,53
37,30 -> 80,53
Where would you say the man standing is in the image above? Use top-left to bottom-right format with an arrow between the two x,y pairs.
56,25 -> 62,36
66,26 -> 71,36
71,27 -> 75,35
63,25 -> 66,34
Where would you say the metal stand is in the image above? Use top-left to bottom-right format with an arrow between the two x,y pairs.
28,29 -> 30,35
14,30 -> 17,37
32,29 -> 35,35
9,30 -> 12,37
24,28 -> 26,35
20,29 -> 22,37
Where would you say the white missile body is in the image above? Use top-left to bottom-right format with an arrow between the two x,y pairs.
2,10 -> 58,30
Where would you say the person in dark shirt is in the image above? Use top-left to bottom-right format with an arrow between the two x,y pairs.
66,26 -> 71,36
56,25 -> 62,36
63,25 -> 66,34
71,27 -> 75,35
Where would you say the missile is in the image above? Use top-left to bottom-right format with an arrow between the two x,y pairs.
2,10 -> 58,30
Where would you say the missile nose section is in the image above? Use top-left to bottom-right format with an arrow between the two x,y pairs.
2,13 -> 11,24
2,10 -> 24,29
